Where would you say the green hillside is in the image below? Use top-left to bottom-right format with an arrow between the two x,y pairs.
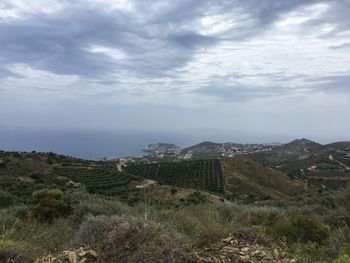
250,140 -> 350,189
125,157 -> 306,201
124,159 -> 224,194
222,157 -> 305,200
55,166 -> 140,196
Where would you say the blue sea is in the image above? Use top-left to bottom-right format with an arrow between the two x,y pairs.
1,127 -> 339,160
0,128 -> 200,160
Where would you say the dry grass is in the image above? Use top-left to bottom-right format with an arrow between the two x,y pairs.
73,215 -> 192,263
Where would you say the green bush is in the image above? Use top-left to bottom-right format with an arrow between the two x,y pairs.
0,190 -> 17,208
269,214 -> 329,244
333,244 -> 350,262
269,218 -> 298,243
67,191 -> 131,226
334,254 -> 350,263
185,191 -> 207,205
292,242 -> 327,263
292,214 -> 329,244
30,189 -> 71,223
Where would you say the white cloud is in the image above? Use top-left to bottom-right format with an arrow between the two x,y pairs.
1,64 -> 80,95
276,3 -> 330,27
199,14 -> 238,35
0,0 -> 64,21
85,45 -> 127,60
87,0 -> 135,12
163,3 -> 350,100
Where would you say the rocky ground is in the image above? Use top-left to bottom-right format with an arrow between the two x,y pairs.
34,247 -> 97,263
194,231 -> 296,263
33,232 -> 296,263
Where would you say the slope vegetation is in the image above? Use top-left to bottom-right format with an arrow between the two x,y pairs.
222,157 -> 305,200
125,157 -> 305,200
250,139 -> 350,189
55,166 -> 140,196
124,159 -> 224,194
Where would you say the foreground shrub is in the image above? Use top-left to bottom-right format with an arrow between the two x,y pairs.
292,242 -> 327,263
292,214 -> 329,244
30,188 -> 71,223
185,191 -> 207,205
148,204 -> 238,247
0,190 -> 17,208
269,218 -> 298,243
269,214 -> 329,244
325,226 -> 350,258
334,254 -> 350,263
73,215 -> 191,263
67,190 -> 132,227
0,240 -> 34,263
234,205 -> 284,226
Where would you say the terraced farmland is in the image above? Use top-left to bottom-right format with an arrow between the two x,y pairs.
124,159 -> 224,194
56,166 -> 140,196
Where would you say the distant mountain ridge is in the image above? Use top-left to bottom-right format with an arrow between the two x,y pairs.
144,138 -> 350,160
142,139 -> 350,190
249,139 -> 350,189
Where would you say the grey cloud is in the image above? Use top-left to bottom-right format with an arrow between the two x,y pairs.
307,75 -> 350,92
0,0 -> 340,80
330,43 -> 350,50
0,0 -> 350,101
193,83 -> 290,102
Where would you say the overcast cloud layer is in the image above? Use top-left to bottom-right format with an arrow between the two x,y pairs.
1,0 -> 350,141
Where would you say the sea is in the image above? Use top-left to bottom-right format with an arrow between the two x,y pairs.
0,128 -> 200,160
1,127 -> 339,160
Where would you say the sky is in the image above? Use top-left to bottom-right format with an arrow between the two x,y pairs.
1,0 -> 350,145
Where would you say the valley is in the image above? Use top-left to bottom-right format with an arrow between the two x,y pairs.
0,139 -> 350,262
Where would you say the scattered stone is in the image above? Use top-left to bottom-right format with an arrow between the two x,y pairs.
89,250 -> 97,258
35,247 -> 97,263
222,236 -> 233,243
240,247 -> 249,253
239,255 -> 250,261
195,234 -> 297,263
68,251 -> 77,263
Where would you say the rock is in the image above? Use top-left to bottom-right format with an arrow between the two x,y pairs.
89,250 -> 98,258
68,251 -> 77,263
222,246 -> 239,253
222,236 -> 233,243
35,247 -> 97,263
241,247 -> 249,253
78,251 -> 87,257
77,247 -> 86,256
250,250 -> 261,257
239,255 -> 250,261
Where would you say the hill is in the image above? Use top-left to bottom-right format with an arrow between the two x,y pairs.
178,141 -> 277,160
1,150 -> 350,262
249,139 -> 350,189
124,159 -> 224,195
181,141 -> 222,152
249,138 -> 322,165
0,151 -> 140,201
222,157 -> 305,200
124,157 -> 305,201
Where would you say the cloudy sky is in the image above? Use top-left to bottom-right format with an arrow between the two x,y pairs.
1,0 -> 350,143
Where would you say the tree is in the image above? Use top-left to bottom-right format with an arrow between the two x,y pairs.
31,188 -> 71,223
